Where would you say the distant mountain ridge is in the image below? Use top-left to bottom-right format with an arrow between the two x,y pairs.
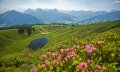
24,9 -> 120,24
24,8 -> 78,24
0,10 -> 43,26
0,9 -> 120,26
79,11 -> 120,24
62,10 -> 108,20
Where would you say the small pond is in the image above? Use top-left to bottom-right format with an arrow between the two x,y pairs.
28,36 -> 48,50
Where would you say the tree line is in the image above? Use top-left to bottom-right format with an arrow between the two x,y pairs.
18,24 -> 35,36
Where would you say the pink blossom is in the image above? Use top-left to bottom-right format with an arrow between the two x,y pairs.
53,60 -> 59,66
44,60 -> 50,65
41,64 -> 46,68
78,62 -> 88,70
67,51 -> 76,59
52,51 -> 58,57
76,45 -> 80,49
87,59 -> 93,65
64,57 -> 68,62
87,49 -> 93,54
66,48 -> 72,52
46,52 -> 51,56
31,67 -> 36,72
95,65 -> 101,69
85,44 -> 96,55
97,41 -> 104,46
58,55 -> 65,60
60,49 -> 65,53
85,44 -> 92,49
87,47 -> 96,54
40,54 -> 47,59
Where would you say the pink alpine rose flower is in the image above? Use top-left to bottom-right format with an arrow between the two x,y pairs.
85,44 -> 92,49
64,57 -> 68,62
41,64 -> 46,68
40,54 -> 47,59
87,59 -> 93,65
76,45 -> 80,49
31,67 -> 36,72
67,51 -> 76,59
65,48 -> 72,53
95,65 -> 101,69
46,52 -> 51,56
77,62 -> 88,70
58,55 -> 65,60
60,49 -> 65,53
52,51 -> 58,57
53,60 -> 59,66
44,60 -> 50,65
85,44 -> 96,55
87,49 -> 93,55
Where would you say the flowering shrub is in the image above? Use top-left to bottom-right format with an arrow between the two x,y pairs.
30,42 -> 119,72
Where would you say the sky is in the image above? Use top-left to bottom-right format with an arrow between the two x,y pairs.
0,0 -> 120,13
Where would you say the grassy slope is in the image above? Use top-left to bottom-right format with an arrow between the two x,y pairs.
0,20 -> 120,55
0,20 -> 120,71
0,29 -> 42,55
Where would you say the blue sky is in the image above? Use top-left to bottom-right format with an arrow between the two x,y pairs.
0,0 -> 120,13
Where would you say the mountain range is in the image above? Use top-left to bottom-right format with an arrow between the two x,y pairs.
24,8 -> 77,23
0,10 -> 43,26
0,9 -> 120,26
79,11 -> 120,24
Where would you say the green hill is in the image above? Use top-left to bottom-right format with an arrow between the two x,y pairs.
0,20 -> 120,72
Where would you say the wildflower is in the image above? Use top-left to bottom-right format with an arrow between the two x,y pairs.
77,62 -> 88,70
87,47 -> 96,54
53,60 -> 59,66
66,48 -> 72,52
60,49 -> 65,53
87,59 -> 92,65
44,60 -> 50,65
95,65 -> 101,69
40,54 -> 47,59
97,41 -> 104,46
85,44 -> 92,49
67,51 -> 76,59
52,51 -> 58,57
41,64 -> 46,68
58,55 -> 65,60
31,67 -> 36,72
46,52 -> 51,56
64,57 -> 68,62
87,49 -> 93,55
76,45 -> 80,49
85,44 -> 96,55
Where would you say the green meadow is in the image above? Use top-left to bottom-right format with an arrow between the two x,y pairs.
0,20 -> 120,72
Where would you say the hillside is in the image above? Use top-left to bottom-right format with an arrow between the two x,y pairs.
0,10 -> 43,26
0,20 -> 120,72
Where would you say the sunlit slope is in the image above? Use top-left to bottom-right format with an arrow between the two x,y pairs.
0,29 -> 42,55
0,20 -> 120,72
0,20 -> 120,55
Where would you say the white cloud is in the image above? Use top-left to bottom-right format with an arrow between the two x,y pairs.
114,0 -> 120,3
0,0 -> 120,13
